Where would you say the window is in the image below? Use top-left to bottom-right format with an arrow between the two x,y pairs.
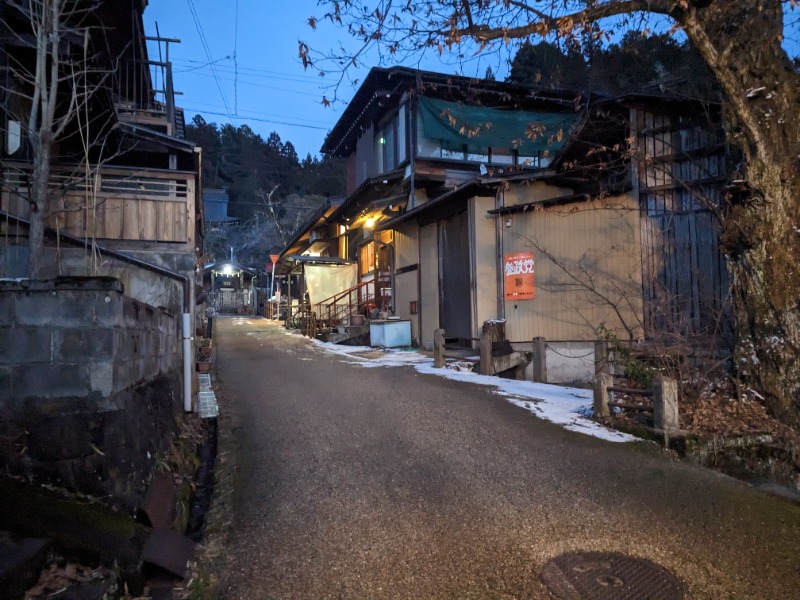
518,153 -> 542,168
490,148 -> 514,166
375,104 -> 408,173
359,241 -> 376,275
397,104 -> 407,164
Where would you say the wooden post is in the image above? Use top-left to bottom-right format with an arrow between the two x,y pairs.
594,340 -> 609,375
654,376 -> 679,431
480,331 -> 492,375
531,336 -> 547,383
433,329 -> 446,368
593,372 -> 612,418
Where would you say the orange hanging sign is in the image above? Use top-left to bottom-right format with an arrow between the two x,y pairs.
504,252 -> 535,300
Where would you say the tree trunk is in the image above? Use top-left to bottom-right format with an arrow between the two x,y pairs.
28,141 -> 51,278
682,1 -> 800,425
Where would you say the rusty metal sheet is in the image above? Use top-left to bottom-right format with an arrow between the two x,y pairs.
141,530 -> 195,578
141,472 -> 176,530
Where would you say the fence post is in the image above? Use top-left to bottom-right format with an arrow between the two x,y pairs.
479,331 -> 492,375
531,337 -> 547,383
594,340 -> 609,375
593,372 -> 612,418
654,376 -> 679,431
434,329 -> 446,368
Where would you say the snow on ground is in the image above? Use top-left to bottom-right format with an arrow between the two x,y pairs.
311,339 -> 636,443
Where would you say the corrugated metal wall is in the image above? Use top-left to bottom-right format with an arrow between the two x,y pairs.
502,193 -> 644,342
438,209 -> 472,341
471,196 -> 499,339
419,222 -> 439,347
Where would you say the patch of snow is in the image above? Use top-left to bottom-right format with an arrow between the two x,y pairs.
313,341 -> 636,443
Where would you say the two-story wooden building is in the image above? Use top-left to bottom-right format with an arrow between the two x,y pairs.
0,0 -> 202,318
283,67 -> 728,381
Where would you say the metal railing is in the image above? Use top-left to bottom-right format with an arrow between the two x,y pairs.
312,274 -> 391,330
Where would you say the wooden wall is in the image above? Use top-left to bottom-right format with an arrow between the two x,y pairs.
633,107 -> 729,338
1,165 -> 196,246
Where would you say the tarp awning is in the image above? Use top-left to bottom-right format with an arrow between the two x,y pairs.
418,96 -> 579,156
304,263 -> 358,307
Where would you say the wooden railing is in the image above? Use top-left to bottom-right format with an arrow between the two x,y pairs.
0,162 -> 196,244
114,58 -> 179,136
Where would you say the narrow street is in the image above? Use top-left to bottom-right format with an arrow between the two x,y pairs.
210,317 -> 799,599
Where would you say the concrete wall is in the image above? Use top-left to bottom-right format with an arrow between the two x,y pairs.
0,277 -> 181,510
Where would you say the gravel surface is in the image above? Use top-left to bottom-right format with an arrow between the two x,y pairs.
208,317 -> 800,599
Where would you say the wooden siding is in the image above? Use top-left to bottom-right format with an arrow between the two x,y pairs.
633,108 -> 729,337
394,225 -> 418,269
1,164 -> 195,245
502,192 -> 644,342
354,124 -> 375,186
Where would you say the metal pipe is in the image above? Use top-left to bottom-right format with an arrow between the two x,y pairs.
182,313 -> 192,412
0,209 -> 195,412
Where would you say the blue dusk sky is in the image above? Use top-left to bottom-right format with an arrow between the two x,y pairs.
143,1 -> 800,159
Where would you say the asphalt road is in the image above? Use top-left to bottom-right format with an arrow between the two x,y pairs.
210,316 -> 799,599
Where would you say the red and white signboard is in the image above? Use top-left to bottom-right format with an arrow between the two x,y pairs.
504,252 -> 535,300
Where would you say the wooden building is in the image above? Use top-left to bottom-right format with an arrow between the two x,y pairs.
0,0 -> 202,317
281,67 -> 729,377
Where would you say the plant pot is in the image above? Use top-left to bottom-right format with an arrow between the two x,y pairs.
198,346 -> 212,359
196,360 -> 211,373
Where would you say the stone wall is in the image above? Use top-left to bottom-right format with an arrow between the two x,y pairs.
0,277 -> 181,510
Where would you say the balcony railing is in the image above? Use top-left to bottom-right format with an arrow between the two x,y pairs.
113,58 -> 183,137
0,162 -> 195,244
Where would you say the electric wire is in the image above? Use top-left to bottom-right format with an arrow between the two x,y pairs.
186,0 -> 237,126
234,0 -> 239,114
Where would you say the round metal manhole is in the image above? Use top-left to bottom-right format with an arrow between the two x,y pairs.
541,551 -> 684,600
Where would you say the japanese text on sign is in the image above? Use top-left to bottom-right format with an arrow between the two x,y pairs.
504,252 -> 535,300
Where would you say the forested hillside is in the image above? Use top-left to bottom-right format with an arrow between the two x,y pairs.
185,116 -> 345,265
508,33 -> 719,100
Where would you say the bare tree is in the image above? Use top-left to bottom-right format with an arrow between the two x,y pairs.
2,0 -> 118,276
302,0 -> 800,426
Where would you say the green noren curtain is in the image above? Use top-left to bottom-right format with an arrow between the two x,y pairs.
418,96 -> 579,156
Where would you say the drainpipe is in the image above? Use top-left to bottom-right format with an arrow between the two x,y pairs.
0,210 -> 195,413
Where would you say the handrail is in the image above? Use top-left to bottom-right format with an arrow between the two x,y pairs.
312,273 -> 394,337
316,280 -> 373,308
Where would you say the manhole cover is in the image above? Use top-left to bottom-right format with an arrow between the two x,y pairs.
541,551 -> 683,599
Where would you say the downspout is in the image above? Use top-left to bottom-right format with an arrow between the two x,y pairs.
495,186 -> 505,320
0,210 -> 195,413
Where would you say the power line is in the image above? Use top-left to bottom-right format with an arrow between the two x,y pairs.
177,72 -> 331,100
186,0 -> 237,127
174,56 -> 231,73
182,107 -> 332,130
172,58 -> 322,83
182,100 -> 336,126
234,0 -> 239,114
